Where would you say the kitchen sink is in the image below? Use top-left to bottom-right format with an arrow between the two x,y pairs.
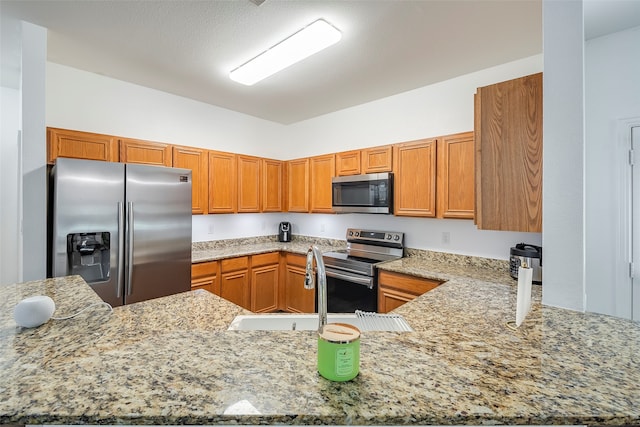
227,312 -> 412,332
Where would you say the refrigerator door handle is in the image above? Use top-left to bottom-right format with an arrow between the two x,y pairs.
126,201 -> 134,296
117,202 -> 125,298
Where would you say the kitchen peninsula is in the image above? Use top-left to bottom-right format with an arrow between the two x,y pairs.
1,242 -> 639,426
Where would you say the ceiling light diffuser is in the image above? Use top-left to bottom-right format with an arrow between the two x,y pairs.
229,19 -> 342,86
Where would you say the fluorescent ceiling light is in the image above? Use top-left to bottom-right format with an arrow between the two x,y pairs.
229,19 -> 341,86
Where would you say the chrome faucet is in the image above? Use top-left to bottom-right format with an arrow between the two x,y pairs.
304,245 -> 327,333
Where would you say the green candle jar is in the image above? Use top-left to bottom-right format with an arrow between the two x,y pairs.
317,323 -> 360,381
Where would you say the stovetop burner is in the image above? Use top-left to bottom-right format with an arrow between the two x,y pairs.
322,228 -> 404,277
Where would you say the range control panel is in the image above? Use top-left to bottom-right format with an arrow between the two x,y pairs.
346,228 -> 404,247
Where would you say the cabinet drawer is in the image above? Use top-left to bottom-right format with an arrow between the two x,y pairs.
252,252 -> 280,268
221,256 -> 249,273
378,270 -> 442,296
191,261 -> 218,279
285,253 -> 307,268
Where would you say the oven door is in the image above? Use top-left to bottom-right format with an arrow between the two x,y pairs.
325,267 -> 377,313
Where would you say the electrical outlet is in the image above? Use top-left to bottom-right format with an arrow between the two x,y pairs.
208,224 -> 215,234
442,231 -> 450,244
320,223 -> 326,233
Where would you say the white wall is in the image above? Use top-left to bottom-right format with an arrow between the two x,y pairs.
541,0 -> 586,312
50,57 -> 544,260
281,56 -> 543,159
21,22 -> 47,282
0,17 -> 47,286
585,25 -> 640,318
47,63 -> 286,159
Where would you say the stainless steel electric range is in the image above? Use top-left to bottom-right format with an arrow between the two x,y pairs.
322,228 -> 404,312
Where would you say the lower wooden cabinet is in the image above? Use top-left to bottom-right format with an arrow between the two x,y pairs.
191,261 -> 219,295
250,252 -> 280,313
282,253 -> 315,313
220,256 -> 250,309
378,270 -> 442,313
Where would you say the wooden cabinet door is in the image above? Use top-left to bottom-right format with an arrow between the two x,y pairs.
119,138 -> 172,166
362,145 -> 392,173
377,270 -> 442,313
287,158 -> 309,212
237,155 -> 261,213
310,154 -> 335,213
47,127 -> 118,164
378,286 -> 416,314
262,159 -> 283,212
283,254 -> 315,313
475,72 -> 543,232
173,146 -> 209,215
393,138 -> 437,217
220,257 -> 249,309
437,132 -> 475,219
208,150 -> 237,213
251,257 -> 280,313
335,150 -> 361,176
191,261 -> 219,295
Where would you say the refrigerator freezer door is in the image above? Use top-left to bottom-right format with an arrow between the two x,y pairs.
124,164 -> 192,304
52,158 -> 125,307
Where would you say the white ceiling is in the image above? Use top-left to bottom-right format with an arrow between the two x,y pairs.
1,0 -> 638,125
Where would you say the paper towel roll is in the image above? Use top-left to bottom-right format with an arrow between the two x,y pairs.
515,266 -> 533,327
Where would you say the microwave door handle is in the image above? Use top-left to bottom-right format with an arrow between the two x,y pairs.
325,269 -> 374,289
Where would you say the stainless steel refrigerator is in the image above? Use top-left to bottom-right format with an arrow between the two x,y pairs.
50,158 -> 192,307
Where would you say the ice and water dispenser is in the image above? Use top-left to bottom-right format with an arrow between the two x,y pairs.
66,232 -> 111,283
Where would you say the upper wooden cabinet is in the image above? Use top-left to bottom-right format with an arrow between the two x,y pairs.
287,158 -> 310,212
237,155 -> 261,213
208,150 -> 237,214
47,127 -> 118,164
436,132 -> 475,219
393,138 -> 437,217
475,72 -> 543,232
335,150 -> 362,176
119,138 -> 172,166
309,154 -> 335,213
362,145 -> 392,173
173,145 -> 209,215
262,159 -> 283,212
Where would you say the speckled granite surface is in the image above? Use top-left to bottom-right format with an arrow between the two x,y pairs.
192,235 -> 346,263
1,251 -> 639,425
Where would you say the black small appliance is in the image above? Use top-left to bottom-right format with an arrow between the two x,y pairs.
278,222 -> 291,242
510,243 -> 542,284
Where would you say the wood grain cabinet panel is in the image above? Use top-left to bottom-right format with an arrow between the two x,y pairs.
47,127 -> 118,164
377,270 -> 442,313
287,158 -> 310,212
436,132 -> 475,219
119,138 -> 172,166
310,154 -> 336,213
335,150 -> 362,176
237,155 -> 261,213
475,72 -> 543,232
208,150 -> 237,213
173,145 -> 209,215
262,159 -> 283,212
393,138 -> 437,217
283,253 -> 315,313
362,145 -> 393,173
220,256 -> 249,309
191,261 -> 219,295
250,252 -> 280,313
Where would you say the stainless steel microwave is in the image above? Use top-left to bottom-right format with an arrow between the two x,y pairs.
331,172 -> 393,214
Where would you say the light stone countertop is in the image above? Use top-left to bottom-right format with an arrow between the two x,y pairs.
1,244 -> 639,426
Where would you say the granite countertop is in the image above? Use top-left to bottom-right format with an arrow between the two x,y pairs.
1,254 -> 639,425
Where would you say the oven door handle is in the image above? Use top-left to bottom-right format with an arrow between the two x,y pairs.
325,269 -> 375,289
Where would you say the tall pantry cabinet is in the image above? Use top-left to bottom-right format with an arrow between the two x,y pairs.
474,72 -> 543,232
